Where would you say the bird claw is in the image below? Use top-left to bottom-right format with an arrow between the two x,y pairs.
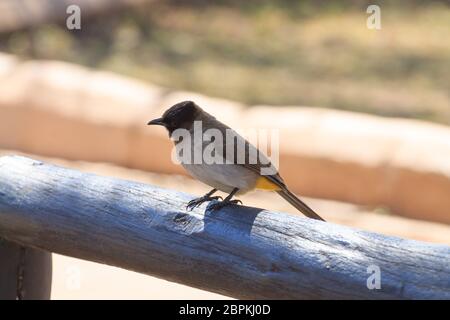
208,199 -> 242,211
186,195 -> 223,211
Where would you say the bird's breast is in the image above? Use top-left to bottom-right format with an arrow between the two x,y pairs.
182,163 -> 259,194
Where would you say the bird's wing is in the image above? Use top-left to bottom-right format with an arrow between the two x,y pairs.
213,123 -> 287,189
241,161 -> 286,190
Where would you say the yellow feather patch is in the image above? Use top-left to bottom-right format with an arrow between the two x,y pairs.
255,176 -> 281,191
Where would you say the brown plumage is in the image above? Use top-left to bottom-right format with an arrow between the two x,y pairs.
148,101 -> 325,221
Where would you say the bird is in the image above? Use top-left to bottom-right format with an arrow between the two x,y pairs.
147,101 -> 325,221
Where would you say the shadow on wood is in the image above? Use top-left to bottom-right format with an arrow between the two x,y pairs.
0,155 -> 448,299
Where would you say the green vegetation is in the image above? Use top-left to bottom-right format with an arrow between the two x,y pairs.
2,1 -> 449,124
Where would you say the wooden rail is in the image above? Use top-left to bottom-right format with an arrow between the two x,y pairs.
0,155 -> 448,299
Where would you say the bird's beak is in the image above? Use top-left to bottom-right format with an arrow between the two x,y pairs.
147,117 -> 165,126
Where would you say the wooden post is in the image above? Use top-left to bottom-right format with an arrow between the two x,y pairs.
0,155 -> 448,299
0,239 -> 52,300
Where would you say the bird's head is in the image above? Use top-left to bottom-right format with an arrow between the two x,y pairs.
147,100 -> 201,135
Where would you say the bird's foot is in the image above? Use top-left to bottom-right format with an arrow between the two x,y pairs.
208,199 -> 242,211
186,195 -> 222,211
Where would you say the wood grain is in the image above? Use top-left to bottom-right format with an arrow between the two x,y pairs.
0,155 -> 448,299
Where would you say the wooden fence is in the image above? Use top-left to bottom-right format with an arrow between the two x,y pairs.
0,155 -> 448,299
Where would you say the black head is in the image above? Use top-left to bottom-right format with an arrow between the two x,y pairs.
147,101 -> 201,134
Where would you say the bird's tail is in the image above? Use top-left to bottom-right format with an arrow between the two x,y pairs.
277,188 -> 325,221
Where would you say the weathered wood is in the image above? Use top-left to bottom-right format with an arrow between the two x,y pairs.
0,155 -> 448,299
0,239 -> 52,300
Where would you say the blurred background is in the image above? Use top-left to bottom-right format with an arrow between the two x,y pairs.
1,0 -> 449,123
0,0 -> 449,299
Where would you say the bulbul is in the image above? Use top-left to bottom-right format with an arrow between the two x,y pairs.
148,101 -> 325,221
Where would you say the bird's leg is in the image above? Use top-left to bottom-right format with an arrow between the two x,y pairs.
208,188 -> 242,211
186,188 -> 222,211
